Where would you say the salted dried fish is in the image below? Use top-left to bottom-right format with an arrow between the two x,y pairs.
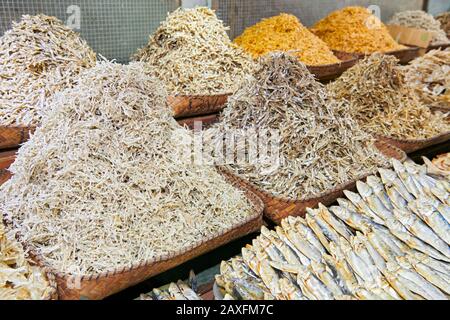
218,161 -> 450,300
328,53 -> 450,140
0,62 -> 255,275
0,15 -> 96,126
133,7 -> 255,96
215,52 -> 389,200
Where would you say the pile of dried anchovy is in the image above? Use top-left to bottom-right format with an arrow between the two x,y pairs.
217,160 -> 450,300
0,222 -> 53,300
389,10 -> 449,45
436,12 -> 450,38
211,52 -> 389,200
328,53 -> 450,139
402,49 -> 450,108
0,62 -> 255,276
0,14 -> 96,126
132,7 -> 256,95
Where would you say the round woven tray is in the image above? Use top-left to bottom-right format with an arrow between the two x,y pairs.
5,170 -> 263,300
352,46 -> 420,65
218,141 -> 406,225
0,126 -> 34,150
168,94 -> 230,119
376,131 -> 450,154
427,42 -> 450,52
307,51 -> 359,82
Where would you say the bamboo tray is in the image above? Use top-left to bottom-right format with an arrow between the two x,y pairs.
307,51 -> 359,81
353,47 -> 420,65
376,131 -> 450,154
0,126 -> 34,150
0,150 -> 17,170
426,42 -> 450,52
6,173 -> 263,300
0,114 -> 223,150
218,141 -> 406,224
168,94 -> 230,119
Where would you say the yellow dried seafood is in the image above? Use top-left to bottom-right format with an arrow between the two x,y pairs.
0,62 -> 255,276
234,13 -> 340,66
389,10 -> 449,45
212,52 -> 389,200
132,7 -> 256,95
402,49 -> 450,108
0,14 -> 96,126
0,223 -> 53,300
328,53 -> 450,140
311,6 -> 405,54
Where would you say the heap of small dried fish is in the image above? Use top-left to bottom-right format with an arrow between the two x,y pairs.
234,13 -> 340,66
217,159 -> 450,300
132,7 -> 256,96
389,10 -> 449,45
211,52 -> 389,200
402,49 -> 450,108
0,62 -> 256,276
328,53 -> 450,139
139,272 -> 203,300
0,222 -> 53,300
0,14 -> 96,126
311,6 -> 405,54
436,12 -> 450,38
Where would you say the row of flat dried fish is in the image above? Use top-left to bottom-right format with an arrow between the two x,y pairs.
209,52 -> 389,200
0,62 -> 256,276
217,160 -> 450,300
0,14 -> 96,126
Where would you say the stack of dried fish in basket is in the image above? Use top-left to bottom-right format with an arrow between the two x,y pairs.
210,52 -> 403,223
0,14 -> 96,149
0,62 -> 262,300
216,159 -> 450,300
328,53 -> 450,153
132,7 -> 256,118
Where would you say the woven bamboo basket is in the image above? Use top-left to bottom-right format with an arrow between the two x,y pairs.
307,51 -> 359,81
0,150 -> 17,171
219,141 -> 406,225
168,94 -> 230,119
353,47 -> 420,65
426,42 -> 450,52
0,126 -> 34,150
376,131 -> 450,154
0,168 -> 12,185
7,172 -> 263,300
